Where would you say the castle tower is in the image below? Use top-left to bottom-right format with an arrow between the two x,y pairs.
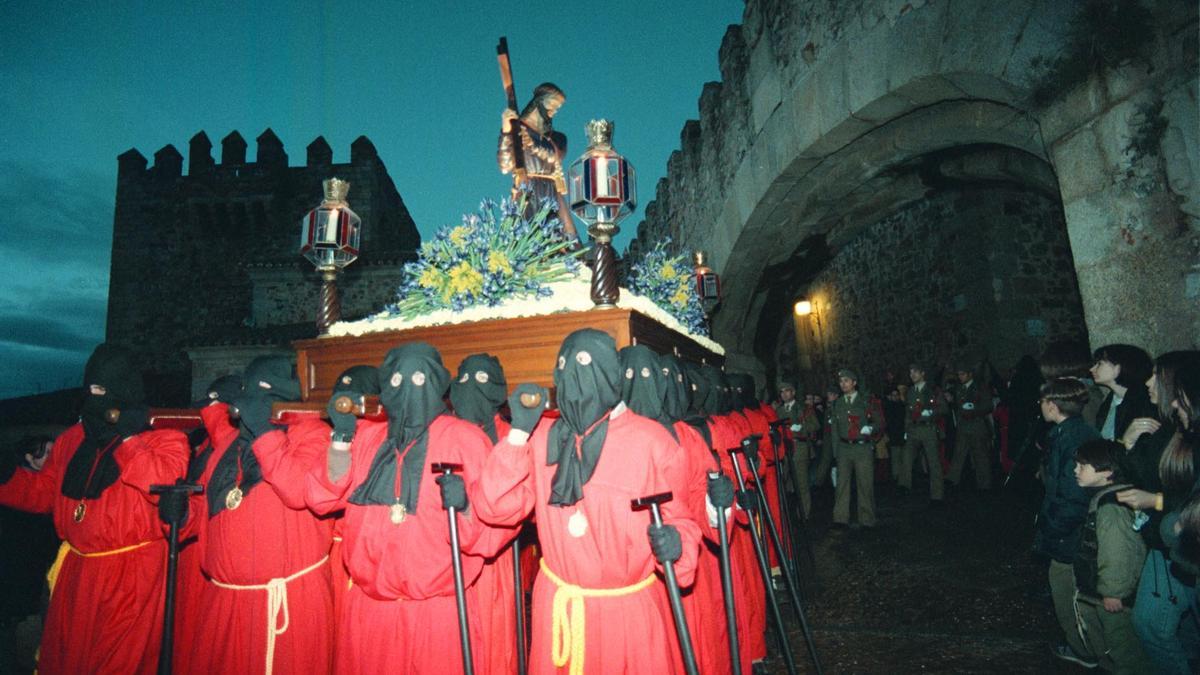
106,131 -> 420,404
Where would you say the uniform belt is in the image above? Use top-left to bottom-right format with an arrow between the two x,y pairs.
540,558 -> 657,675
210,555 -> 329,675
46,539 -> 155,595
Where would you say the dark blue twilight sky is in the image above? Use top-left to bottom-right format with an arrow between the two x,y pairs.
0,1 -> 744,399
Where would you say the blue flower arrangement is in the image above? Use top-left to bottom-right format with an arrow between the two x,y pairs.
384,190 -> 583,319
626,239 -> 710,337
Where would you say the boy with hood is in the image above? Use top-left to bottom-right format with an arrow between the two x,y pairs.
471,329 -> 701,675
309,343 -> 513,673
451,353 -> 521,675
0,343 -> 189,674
184,356 -> 336,675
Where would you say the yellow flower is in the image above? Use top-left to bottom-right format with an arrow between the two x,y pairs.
487,250 -> 513,275
671,287 -> 690,308
418,267 -> 443,289
448,261 -> 484,297
449,225 -> 474,248
660,262 -> 678,280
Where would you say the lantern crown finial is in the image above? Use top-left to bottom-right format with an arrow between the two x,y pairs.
322,178 -> 350,204
585,119 -> 614,149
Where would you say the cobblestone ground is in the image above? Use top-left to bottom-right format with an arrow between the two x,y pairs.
765,479 -> 1089,674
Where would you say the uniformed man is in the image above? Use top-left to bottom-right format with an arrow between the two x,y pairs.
829,369 -> 885,528
774,383 -> 819,517
946,363 -> 994,491
898,363 -> 946,504
813,386 -> 839,488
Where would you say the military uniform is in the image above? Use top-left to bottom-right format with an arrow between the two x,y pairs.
774,394 -> 819,517
948,378 -> 994,489
898,379 -> 946,500
830,380 -> 885,526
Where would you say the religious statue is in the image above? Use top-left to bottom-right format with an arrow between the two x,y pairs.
497,82 -> 581,244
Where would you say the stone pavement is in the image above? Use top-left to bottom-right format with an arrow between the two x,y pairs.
767,480 -> 1090,674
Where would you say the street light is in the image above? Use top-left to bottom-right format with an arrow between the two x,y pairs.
568,119 -> 636,308
794,299 -> 812,316
300,178 -> 361,334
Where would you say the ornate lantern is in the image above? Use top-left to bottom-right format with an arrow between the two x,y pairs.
568,119 -> 637,308
300,178 -> 360,334
692,251 -> 721,302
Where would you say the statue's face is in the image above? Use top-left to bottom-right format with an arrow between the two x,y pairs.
542,93 -> 564,119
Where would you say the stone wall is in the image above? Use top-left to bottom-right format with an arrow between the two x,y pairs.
629,0 -> 1199,377
786,186 -> 1088,394
107,132 -> 419,403
247,259 -> 409,328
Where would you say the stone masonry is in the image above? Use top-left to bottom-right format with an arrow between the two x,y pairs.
107,131 -> 419,404
628,0 -> 1199,384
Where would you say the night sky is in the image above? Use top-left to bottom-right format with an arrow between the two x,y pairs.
0,1 -> 743,399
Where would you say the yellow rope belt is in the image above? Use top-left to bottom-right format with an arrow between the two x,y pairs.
539,559 -> 657,675
209,555 -> 329,675
46,540 -> 154,595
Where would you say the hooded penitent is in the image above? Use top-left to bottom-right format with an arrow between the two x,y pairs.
729,373 -> 758,410
207,356 -> 299,517
450,353 -> 507,443
660,355 -> 691,423
349,342 -> 449,513
332,365 -> 381,398
702,366 -> 734,416
619,345 -> 673,437
548,329 -> 622,507
62,344 -> 150,499
186,373 -> 244,481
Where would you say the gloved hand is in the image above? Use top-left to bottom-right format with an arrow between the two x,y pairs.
156,483 -> 190,525
768,428 -> 781,447
508,383 -> 548,434
790,423 -> 803,433
735,489 -> 757,512
647,523 -> 682,564
860,425 -> 874,436
233,393 -> 275,440
327,395 -> 358,443
436,473 -> 469,512
921,409 -> 933,418
962,402 -> 975,411
706,473 -> 735,510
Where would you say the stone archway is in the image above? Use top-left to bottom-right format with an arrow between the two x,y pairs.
631,0 -> 1198,386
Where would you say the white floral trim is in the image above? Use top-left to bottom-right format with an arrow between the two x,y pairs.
327,277 -> 725,355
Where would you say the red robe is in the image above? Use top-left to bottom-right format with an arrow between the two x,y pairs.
0,424 -> 188,674
468,414 -> 522,675
183,414 -> 335,675
173,403 -> 238,674
710,413 -> 767,669
472,406 -> 702,675
740,406 -> 785,571
304,415 -> 512,674
672,420 -> 732,675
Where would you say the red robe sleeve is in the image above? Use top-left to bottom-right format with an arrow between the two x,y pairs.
674,422 -> 727,543
470,422 -> 543,528
436,418 -> 518,558
253,416 -> 332,510
0,424 -> 80,514
303,418 -> 385,516
114,429 -> 189,500
643,418 -> 701,588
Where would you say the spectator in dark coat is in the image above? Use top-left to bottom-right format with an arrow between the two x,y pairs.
1091,344 -> 1156,442
1034,378 -> 1102,668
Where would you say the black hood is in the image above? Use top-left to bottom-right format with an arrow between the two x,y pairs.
619,345 -> 672,434
450,353 -> 507,443
547,329 -> 621,506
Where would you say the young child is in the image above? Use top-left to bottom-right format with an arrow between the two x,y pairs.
1072,439 -> 1150,673
1034,378 -> 1101,668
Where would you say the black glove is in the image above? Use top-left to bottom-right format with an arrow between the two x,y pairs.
706,473 -> 735,510
156,482 -> 190,525
768,428 -> 782,447
508,384 -> 548,435
647,523 -> 682,564
437,473 -> 469,512
735,489 -> 757,512
327,395 -> 358,443
741,437 -> 761,467
233,393 -> 275,440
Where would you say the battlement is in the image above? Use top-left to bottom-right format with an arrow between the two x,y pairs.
118,129 -> 384,180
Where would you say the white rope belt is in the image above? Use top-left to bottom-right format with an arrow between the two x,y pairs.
209,555 -> 329,675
